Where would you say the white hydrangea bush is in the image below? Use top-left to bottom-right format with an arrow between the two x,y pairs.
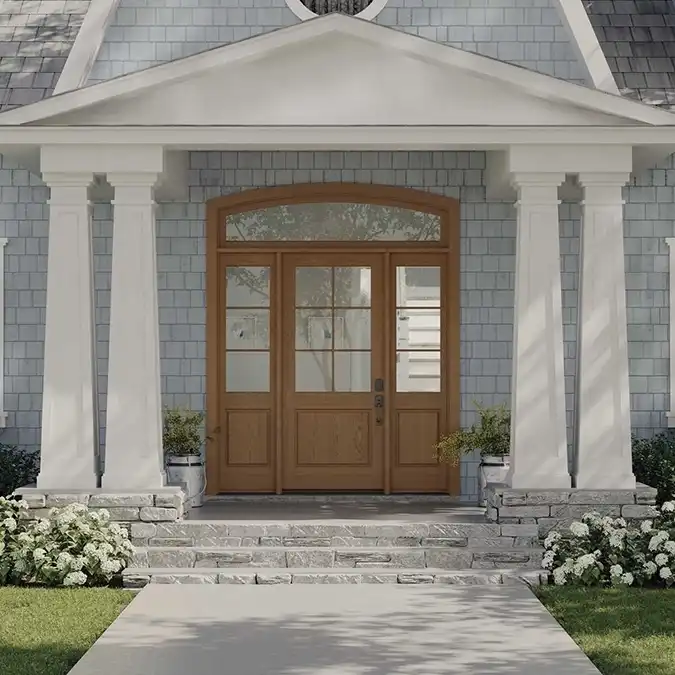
543,500 -> 675,588
0,496 -> 29,584
2,502 -> 135,587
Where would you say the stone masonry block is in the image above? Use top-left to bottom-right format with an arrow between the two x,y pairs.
549,505 -> 621,519
155,493 -> 184,509
568,490 -> 636,505
105,507 -> 141,521
500,492 -> 527,506
636,487 -> 658,505
45,494 -> 90,507
500,524 -> 539,537
18,494 -> 45,508
497,505 -> 550,518
131,522 -> 157,539
89,494 -> 153,508
622,505 -> 659,519
524,491 -> 571,505
140,507 -> 180,522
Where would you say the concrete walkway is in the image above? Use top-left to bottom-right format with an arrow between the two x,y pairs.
68,584 -> 601,675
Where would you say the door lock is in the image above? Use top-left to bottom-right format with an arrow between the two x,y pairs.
374,394 -> 384,425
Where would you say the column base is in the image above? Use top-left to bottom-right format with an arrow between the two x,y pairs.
505,470 -> 571,490
12,486 -> 187,523
575,473 -> 636,490
484,483 -> 658,538
36,471 -> 98,491
101,470 -> 167,492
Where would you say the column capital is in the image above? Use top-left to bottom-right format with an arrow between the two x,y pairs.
107,171 -> 160,188
510,172 -> 566,189
42,172 -> 93,188
578,172 -> 631,188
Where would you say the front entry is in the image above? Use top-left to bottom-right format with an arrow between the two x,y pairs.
206,185 -> 460,494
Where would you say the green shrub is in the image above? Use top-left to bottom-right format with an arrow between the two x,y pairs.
435,401 -> 510,465
632,432 -> 675,506
0,444 -> 38,497
163,407 -> 205,457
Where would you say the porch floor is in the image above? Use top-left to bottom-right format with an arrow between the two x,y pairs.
188,496 -> 485,523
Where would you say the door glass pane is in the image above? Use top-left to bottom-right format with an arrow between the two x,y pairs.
396,308 -> 440,350
226,267 -> 270,307
226,309 -> 269,350
396,266 -> 441,307
226,203 -> 441,241
396,351 -> 441,392
334,267 -> 371,307
335,352 -> 371,392
296,352 -> 333,392
296,309 -> 332,350
226,352 -> 270,392
296,267 -> 332,307
335,309 -> 371,350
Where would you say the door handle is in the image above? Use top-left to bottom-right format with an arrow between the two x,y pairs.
374,394 -> 384,425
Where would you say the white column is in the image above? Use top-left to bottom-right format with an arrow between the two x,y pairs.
506,173 -> 570,489
38,173 -> 98,489
575,173 -> 635,489
102,173 -> 165,489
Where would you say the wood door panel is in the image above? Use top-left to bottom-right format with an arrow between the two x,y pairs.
396,411 -> 439,466
296,411 -> 371,466
226,410 -> 271,466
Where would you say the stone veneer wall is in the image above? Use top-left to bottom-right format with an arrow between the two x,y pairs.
13,488 -> 187,523
88,0 -> 584,85
485,484 -> 659,538
0,150 -> 673,501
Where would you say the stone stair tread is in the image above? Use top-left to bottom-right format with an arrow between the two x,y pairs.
121,566 -> 549,586
134,545 -> 544,553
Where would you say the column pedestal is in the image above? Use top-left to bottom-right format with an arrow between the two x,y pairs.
506,173 -> 570,489
102,173 -> 165,490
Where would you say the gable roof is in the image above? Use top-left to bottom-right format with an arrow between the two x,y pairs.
585,0 -> 675,110
0,0 -> 91,111
0,13 -> 673,128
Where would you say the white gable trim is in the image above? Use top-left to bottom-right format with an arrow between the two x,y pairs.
1,14 -> 673,127
552,0 -> 618,95
54,0 -> 122,95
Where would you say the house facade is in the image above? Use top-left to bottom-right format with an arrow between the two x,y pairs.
1,0 -> 675,502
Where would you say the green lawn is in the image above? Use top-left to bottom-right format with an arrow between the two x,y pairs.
537,587 -> 675,675
0,587 -> 134,675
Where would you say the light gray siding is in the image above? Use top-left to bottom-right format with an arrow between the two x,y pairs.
0,150 -> 671,500
87,0 -> 585,85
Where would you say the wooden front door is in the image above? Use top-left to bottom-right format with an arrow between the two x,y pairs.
206,184 -> 460,494
282,253 -> 385,490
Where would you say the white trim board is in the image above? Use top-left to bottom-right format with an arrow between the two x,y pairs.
0,14 -> 673,127
552,0 -> 619,94
54,0 -> 122,95
0,238 -> 8,428
666,237 -> 675,428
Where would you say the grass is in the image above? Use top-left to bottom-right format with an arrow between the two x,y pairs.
0,587 -> 134,675
537,586 -> 675,675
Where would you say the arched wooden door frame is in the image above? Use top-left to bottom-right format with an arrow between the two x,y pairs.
205,183 -> 461,495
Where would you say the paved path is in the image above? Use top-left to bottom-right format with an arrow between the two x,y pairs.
69,584 -> 601,675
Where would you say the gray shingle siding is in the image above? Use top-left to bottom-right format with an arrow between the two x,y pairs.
87,0 -> 585,85
585,0 -> 675,108
0,0 -> 91,111
0,150 -> 672,499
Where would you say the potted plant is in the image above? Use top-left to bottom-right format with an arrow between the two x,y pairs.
435,401 -> 511,506
163,406 -> 207,509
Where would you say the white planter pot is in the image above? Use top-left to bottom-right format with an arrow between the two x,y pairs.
166,455 -> 205,509
479,455 -> 510,507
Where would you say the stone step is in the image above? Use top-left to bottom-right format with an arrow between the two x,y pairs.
130,521 -> 539,548
131,546 -> 544,570
122,567 -> 549,588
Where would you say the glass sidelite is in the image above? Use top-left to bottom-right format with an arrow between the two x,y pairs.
224,266 -> 271,392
